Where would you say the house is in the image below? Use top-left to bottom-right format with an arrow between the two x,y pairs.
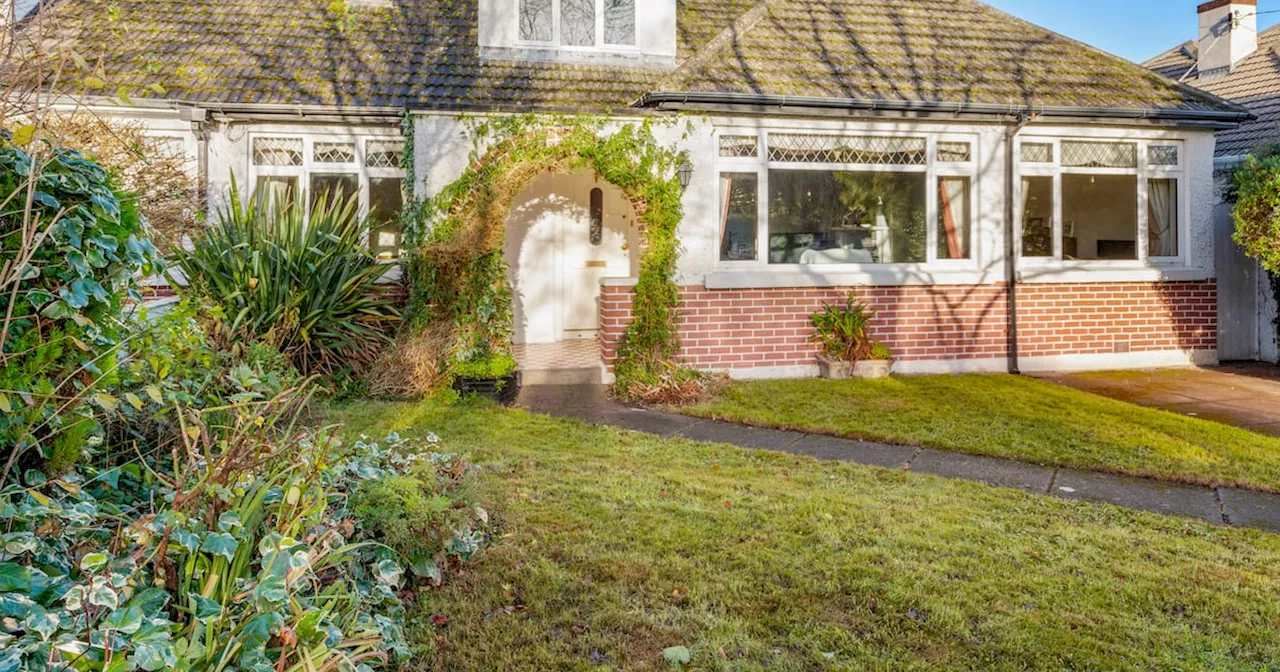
1146,0 -> 1279,364
28,0 -> 1250,383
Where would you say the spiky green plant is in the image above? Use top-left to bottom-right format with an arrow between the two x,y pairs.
174,179 -> 399,377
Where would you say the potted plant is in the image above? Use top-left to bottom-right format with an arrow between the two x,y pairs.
451,352 -> 521,405
809,295 -> 893,379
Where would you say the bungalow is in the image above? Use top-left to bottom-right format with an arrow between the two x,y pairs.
30,0 -> 1250,383
1146,0 -> 1279,364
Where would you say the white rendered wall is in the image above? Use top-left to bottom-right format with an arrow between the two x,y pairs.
415,112 -> 1219,291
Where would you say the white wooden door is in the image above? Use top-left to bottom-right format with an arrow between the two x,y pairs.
560,187 -> 630,338
506,204 -> 561,345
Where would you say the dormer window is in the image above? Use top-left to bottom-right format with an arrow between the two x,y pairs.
519,0 -> 636,49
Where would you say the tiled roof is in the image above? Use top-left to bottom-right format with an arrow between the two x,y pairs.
35,0 -> 1243,119
1146,26 -> 1280,157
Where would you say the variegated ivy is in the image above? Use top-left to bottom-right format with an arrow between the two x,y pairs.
0,432 -> 470,671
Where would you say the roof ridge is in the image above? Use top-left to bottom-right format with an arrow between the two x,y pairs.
659,0 -> 770,89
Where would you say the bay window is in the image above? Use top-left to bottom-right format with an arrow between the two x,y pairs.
1016,138 -> 1183,264
249,135 -> 406,259
715,130 -> 976,267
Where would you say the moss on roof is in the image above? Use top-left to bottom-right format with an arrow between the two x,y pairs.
36,0 -> 1240,116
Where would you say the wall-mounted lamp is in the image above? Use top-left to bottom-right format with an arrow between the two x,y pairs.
677,154 -> 694,191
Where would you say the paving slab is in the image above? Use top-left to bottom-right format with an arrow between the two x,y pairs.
788,435 -> 917,469
600,409 -> 706,437
1040,367 -> 1280,433
517,384 -> 612,412
1051,469 -> 1224,524
1219,488 -> 1280,532
674,421 -> 804,450
907,449 -> 1055,494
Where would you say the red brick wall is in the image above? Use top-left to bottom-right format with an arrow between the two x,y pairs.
600,280 -> 1217,371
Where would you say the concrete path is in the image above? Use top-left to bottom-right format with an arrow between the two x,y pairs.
517,384 -> 1280,534
1038,364 -> 1280,437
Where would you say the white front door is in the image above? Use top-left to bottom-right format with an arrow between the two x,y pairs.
560,187 -> 630,339
507,176 -> 632,345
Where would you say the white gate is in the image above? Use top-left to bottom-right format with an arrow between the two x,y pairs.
1215,203 -> 1260,361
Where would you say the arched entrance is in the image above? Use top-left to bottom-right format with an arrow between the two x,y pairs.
402,118 -> 685,395
503,170 -> 638,381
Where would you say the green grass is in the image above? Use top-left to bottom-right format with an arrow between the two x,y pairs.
677,375 -> 1280,493
329,399 -> 1280,671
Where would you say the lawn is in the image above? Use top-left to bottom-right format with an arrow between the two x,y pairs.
677,375 -> 1280,493
330,399 -> 1280,671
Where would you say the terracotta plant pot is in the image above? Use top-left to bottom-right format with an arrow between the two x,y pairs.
453,372 -> 522,406
817,354 -> 891,379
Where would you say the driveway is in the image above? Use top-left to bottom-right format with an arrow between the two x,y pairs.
1037,364 -> 1280,437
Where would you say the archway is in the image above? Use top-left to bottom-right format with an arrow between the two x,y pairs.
401,116 -> 687,395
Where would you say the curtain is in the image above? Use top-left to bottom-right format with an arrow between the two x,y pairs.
938,177 -> 968,259
719,174 -> 734,259
1147,178 -> 1177,257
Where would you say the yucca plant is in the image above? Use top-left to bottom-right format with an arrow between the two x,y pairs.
174,179 -> 400,377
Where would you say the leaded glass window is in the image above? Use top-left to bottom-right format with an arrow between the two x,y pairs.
767,134 -> 927,165
1062,141 -> 1137,169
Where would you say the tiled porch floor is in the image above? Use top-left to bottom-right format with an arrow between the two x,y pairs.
514,340 -> 602,371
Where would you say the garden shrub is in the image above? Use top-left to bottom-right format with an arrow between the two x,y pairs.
173,180 -> 401,379
1232,150 -> 1280,349
0,390 -> 470,669
350,440 -> 488,585
101,299 -> 304,455
0,133 -> 164,476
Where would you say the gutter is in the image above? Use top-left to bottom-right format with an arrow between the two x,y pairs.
636,92 -> 1254,128
63,95 -> 406,124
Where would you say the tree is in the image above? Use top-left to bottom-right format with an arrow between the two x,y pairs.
1230,148 -> 1280,356
0,1 -> 165,474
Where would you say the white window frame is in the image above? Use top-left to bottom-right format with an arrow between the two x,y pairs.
515,0 -> 640,52
247,133 -> 407,251
713,128 -> 980,271
1014,136 -> 1187,268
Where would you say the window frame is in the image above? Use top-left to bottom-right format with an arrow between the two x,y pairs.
515,0 -> 640,52
1014,136 -> 1187,267
713,129 -> 980,271
247,133 -> 407,256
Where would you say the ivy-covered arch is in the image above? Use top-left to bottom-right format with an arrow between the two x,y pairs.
401,114 -> 687,394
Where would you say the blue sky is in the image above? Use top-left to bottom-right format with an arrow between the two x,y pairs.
981,0 -> 1280,63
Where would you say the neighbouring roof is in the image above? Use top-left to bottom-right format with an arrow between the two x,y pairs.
1146,25 -> 1280,157
30,0 -> 1247,122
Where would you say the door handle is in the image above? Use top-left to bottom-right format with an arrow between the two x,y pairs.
584,261 -> 607,268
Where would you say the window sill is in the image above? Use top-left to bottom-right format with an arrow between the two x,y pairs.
1015,264 -> 1211,284
701,264 -> 1213,289
704,265 -> 998,289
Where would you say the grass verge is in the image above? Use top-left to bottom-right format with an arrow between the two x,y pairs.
329,399 -> 1280,671
676,375 -> 1280,492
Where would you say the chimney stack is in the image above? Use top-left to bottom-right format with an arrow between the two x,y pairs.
1198,0 -> 1259,78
